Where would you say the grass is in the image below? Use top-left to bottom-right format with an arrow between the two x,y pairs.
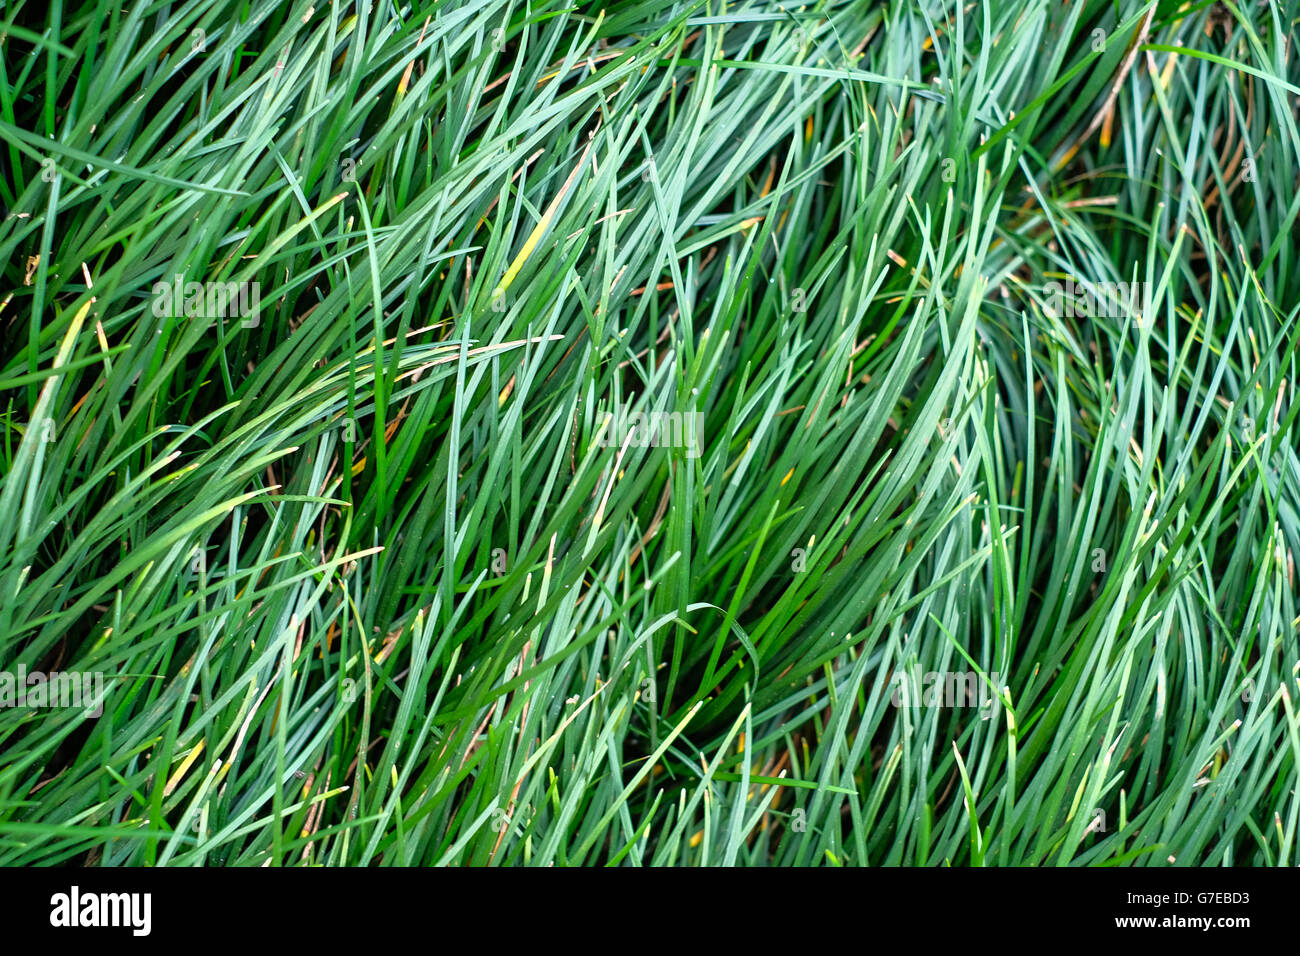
0,0 -> 1297,867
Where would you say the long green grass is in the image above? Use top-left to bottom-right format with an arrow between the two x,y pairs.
0,0 -> 1297,866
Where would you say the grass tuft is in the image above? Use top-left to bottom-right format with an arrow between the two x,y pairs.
0,0 -> 1297,866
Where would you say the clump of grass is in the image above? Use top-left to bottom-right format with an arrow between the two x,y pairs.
0,0 -> 1297,866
